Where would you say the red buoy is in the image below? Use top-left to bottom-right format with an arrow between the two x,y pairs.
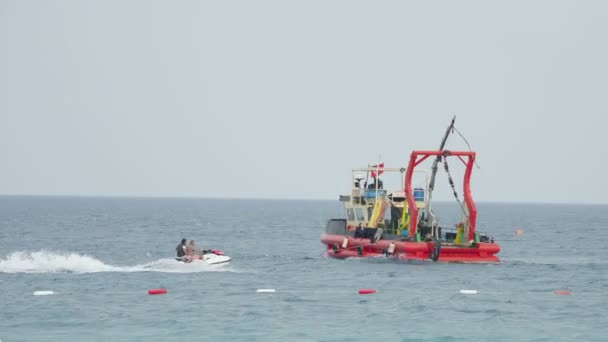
148,288 -> 167,295
358,289 -> 377,295
553,290 -> 572,295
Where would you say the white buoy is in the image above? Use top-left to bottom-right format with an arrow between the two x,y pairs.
33,290 -> 55,296
459,289 -> 478,294
256,289 -> 276,293
342,237 -> 349,249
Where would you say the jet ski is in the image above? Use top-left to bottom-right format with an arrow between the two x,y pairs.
176,249 -> 231,265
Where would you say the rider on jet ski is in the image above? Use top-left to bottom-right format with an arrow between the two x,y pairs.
186,240 -> 198,256
176,238 -> 187,257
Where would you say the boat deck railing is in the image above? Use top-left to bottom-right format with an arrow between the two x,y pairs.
439,227 -> 491,243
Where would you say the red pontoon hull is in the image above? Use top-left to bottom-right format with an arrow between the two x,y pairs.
321,233 -> 500,263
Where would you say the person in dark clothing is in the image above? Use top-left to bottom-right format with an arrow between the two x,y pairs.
176,238 -> 187,257
354,223 -> 363,238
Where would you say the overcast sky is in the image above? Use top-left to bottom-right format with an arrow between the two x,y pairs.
1,1 -> 607,203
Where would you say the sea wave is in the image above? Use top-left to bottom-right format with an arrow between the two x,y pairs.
0,250 -> 234,274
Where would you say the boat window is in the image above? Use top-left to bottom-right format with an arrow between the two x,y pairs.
346,208 -> 355,221
355,207 -> 366,221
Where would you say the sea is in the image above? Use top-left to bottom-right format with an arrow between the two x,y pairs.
0,196 -> 607,342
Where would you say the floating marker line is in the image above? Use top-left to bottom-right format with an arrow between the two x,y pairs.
18,288 -> 586,297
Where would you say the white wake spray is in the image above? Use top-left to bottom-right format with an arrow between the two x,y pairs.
0,250 -> 234,274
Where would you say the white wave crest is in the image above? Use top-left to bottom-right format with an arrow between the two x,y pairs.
0,250 -> 233,274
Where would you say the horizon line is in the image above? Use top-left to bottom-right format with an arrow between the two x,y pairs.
0,193 -> 607,206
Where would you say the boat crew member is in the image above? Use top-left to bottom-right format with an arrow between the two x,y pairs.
176,238 -> 187,257
355,223 -> 363,238
367,177 -> 383,190
454,222 -> 465,243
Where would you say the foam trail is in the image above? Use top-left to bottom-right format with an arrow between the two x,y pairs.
0,251 -> 235,274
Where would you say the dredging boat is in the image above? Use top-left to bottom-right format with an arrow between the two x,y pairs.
320,117 -> 500,263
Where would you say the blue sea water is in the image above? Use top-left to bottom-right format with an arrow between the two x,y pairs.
1,196 -> 607,341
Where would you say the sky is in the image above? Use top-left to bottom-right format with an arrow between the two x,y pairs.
1,1 -> 607,203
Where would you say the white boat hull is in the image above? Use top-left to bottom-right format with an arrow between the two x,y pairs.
176,253 -> 231,265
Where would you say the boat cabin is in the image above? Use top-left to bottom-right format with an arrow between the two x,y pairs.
337,166 -> 429,237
